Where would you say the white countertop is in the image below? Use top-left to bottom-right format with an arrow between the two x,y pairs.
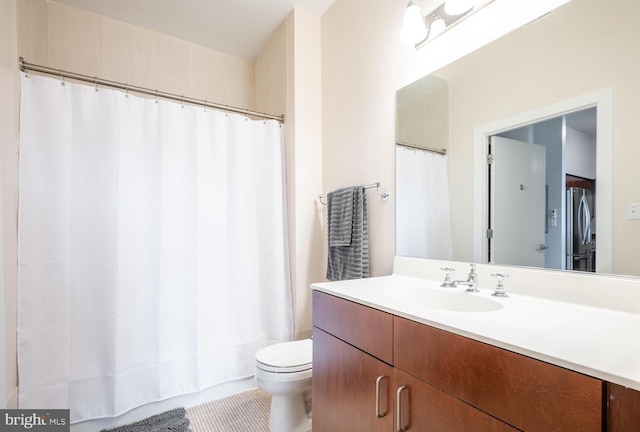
312,272 -> 640,391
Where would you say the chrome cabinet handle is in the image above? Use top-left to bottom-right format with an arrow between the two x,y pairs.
375,375 -> 388,418
396,385 -> 408,432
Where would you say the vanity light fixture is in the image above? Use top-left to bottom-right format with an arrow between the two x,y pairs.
401,0 -> 494,48
444,0 -> 474,16
428,15 -> 447,39
400,1 -> 428,46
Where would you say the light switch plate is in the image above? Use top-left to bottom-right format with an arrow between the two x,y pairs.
627,203 -> 640,220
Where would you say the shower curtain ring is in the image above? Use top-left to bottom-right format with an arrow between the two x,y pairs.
94,77 -> 99,92
59,70 -> 65,86
180,95 -> 185,108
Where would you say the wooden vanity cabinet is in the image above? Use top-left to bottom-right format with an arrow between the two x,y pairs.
607,383 -> 640,431
313,291 -> 608,431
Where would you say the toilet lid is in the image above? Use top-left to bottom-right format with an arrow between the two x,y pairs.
255,339 -> 312,371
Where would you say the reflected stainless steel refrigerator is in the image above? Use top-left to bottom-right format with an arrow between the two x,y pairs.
566,187 -> 595,271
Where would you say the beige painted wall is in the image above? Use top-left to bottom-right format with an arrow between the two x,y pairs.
321,0 -> 399,276
254,9 -> 323,339
288,9 -> 323,339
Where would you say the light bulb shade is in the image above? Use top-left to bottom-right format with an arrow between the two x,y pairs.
428,17 -> 447,39
444,0 -> 473,15
400,1 -> 427,46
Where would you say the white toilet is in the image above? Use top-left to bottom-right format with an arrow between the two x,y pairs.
255,338 -> 312,432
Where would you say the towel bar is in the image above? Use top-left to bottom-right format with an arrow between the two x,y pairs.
319,183 -> 389,205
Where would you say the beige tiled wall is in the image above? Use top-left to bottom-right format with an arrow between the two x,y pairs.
1,0 -> 19,410
15,0 -> 47,65
18,0 -> 254,110
396,83 -> 449,152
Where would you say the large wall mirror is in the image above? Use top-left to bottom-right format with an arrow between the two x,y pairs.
396,0 -> 640,277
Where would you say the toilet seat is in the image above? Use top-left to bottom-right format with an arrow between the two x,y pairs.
256,339 -> 312,373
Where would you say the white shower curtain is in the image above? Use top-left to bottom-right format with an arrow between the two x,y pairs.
17,73 -> 293,422
396,146 -> 453,259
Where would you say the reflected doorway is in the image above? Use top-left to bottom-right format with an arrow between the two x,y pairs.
487,107 -> 597,272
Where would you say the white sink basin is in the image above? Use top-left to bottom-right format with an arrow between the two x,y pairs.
386,286 -> 504,312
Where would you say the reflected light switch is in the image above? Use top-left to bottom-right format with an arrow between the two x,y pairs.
626,203 -> 640,220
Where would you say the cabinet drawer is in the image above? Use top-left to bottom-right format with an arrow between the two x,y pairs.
395,317 -> 603,432
313,290 -> 393,364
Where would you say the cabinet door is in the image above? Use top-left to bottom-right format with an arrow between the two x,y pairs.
608,383 -> 640,431
395,317 -> 603,432
313,327 -> 394,432
395,369 -> 518,432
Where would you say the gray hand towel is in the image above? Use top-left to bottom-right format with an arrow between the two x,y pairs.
326,186 -> 370,281
327,187 -> 355,247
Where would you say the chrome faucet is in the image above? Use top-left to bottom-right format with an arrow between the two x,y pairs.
452,264 -> 480,292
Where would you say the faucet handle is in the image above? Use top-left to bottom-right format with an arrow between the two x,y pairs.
491,273 -> 509,297
468,263 -> 477,277
440,267 -> 455,288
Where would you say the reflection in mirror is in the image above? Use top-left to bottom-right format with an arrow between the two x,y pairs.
471,87 -> 611,274
395,0 -> 639,276
487,108 -> 596,272
396,75 -> 453,260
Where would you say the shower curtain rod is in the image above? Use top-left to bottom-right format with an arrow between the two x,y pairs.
396,141 -> 446,155
18,57 -> 285,123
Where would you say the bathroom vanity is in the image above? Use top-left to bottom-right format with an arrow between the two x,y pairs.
311,258 -> 640,431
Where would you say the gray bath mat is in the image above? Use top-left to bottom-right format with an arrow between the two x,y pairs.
100,407 -> 191,432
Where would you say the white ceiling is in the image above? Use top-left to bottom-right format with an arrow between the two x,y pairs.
53,0 -> 336,60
